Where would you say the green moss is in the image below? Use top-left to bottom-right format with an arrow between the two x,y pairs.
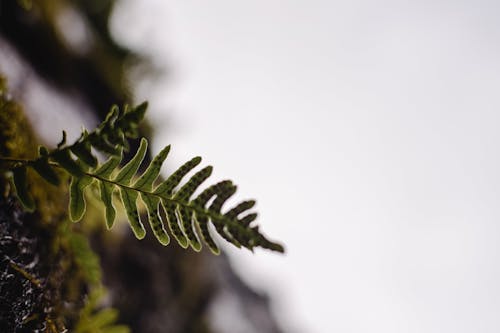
0,76 -> 37,159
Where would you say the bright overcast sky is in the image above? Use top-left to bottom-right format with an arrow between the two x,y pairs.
112,1 -> 500,332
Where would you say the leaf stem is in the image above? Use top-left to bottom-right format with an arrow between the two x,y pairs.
46,161 -> 225,223
83,169 -> 224,222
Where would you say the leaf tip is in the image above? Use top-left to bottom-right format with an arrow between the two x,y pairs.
210,247 -> 221,255
191,241 -> 202,252
133,229 -> 147,240
157,234 -> 171,246
177,238 -> 189,249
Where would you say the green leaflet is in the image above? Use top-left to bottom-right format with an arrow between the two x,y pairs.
239,213 -> 258,227
105,127 -> 126,147
254,230 -> 285,252
209,184 -> 237,213
88,135 -> 120,155
95,150 -> 123,177
171,166 -> 213,251
97,105 -> 119,133
76,308 -> 121,332
192,180 -> 233,207
153,156 -> 202,196
190,181 -> 235,255
95,152 -> 120,229
12,166 -> 34,211
208,185 -> 240,247
52,149 -> 84,177
75,288 -> 130,333
174,166 -> 213,201
38,145 -> 50,156
71,141 -> 97,168
57,130 -> 67,149
141,195 -> 170,245
114,138 -> 147,185
162,200 -> 189,249
225,200 -> 256,219
195,213 -> 220,255
116,102 -> 147,138
99,181 -> 116,229
215,219 -> 242,249
177,206 -> 202,251
69,175 -> 93,222
119,188 -> 146,239
134,145 -> 170,191
31,157 -> 59,186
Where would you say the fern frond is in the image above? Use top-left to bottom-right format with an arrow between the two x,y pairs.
1,102 -> 284,254
12,166 -> 35,211
69,174 -> 93,222
82,137 -> 283,253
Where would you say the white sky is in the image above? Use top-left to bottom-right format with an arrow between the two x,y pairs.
111,1 -> 500,332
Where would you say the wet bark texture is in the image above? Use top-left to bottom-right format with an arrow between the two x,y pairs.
0,1 -> 282,332
0,198 -> 49,332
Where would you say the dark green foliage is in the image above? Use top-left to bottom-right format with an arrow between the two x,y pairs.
69,175 -> 93,222
12,166 -> 34,211
74,288 -> 130,333
2,103 -> 284,254
31,157 -> 60,186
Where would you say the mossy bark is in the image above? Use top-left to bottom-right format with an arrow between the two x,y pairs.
0,80 -> 93,332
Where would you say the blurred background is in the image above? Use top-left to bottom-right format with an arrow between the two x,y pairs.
109,1 -> 500,332
2,0 -> 500,332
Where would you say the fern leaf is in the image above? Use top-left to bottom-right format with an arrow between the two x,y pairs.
71,141 -> 97,168
96,105 -> 119,133
161,200 -> 189,248
105,129 -> 126,149
57,130 -> 67,148
89,135 -> 121,155
69,175 -> 93,222
153,156 -> 202,196
119,188 -> 146,239
208,185 -> 243,248
52,149 -> 84,177
238,213 -> 258,227
116,101 -> 147,138
12,166 -> 35,211
141,195 -> 170,245
195,214 -> 220,254
224,200 -> 256,219
209,184 -> 237,213
38,145 -> 50,157
190,180 -> 234,254
114,138 -> 147,184
171,166 -> 213,251
2,102 -> 285,254
31,157 -> 59,186
174,166 -> 213,201
85,308 -> 120,328
177,207 -> 202,251
94,150 -> 123,177
134,144 -> 170,191
253,230 -> 285,252
99,181 -> 116,229
192,180 -> 233,207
